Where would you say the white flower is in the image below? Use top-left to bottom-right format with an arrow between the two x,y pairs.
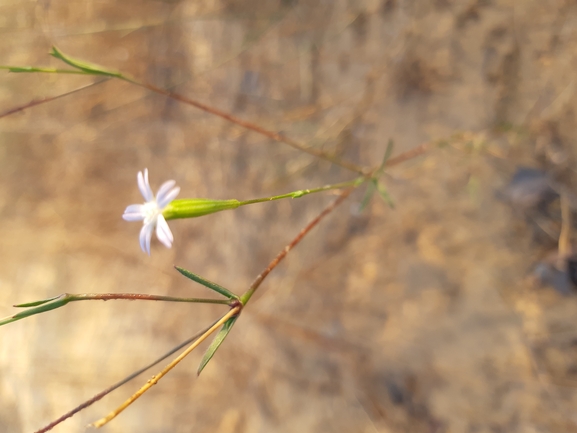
123,169 -> 180,255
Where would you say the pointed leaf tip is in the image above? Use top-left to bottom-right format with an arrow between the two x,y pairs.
376,181 -> 395,208
1,294 -> 72,328
376,139 -> 395,175
359,180 -> 377,212
174,266 -> 239,300
50,46 -> 123,78
14,294 -> 66,307
197,316 -> 238,375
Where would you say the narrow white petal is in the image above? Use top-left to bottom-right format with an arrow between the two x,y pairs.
144,169 -> 154,200
137,171 -> 146,198
137,169 -> 153,201
139,223 -> 154,255
122,204 -> 145,221
155,215 -> 173,248
125,204 -> 145,213
157,186 -> 180,209
156,180 -> 176,204
123,213 -> 145,222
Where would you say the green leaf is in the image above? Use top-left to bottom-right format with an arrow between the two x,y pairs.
360,140 -> 395,211
49,46 -> 124,78
14,294 -> 65,307
197,315 -> 238,375
376,139 -> 394,175
0,66 -> 86,74
375,181 -> 395,208
358,179 -> 377,212
0,294 -> 71,327
174,266 -> 239,300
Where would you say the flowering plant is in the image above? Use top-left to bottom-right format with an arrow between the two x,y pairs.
0,46 -> 424,432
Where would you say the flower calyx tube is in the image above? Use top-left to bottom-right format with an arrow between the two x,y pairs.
162,198 -> 240,220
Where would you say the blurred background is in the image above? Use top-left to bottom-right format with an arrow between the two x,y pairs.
2,0 -> 577,432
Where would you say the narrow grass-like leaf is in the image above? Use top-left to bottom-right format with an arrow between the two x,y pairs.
376,181 -> 395,208
376,139 -> 394,175
0,66 -> 86,74
50,46 -> 124,78
174,266 -> 239,300
359,140 -> 395,211
197,315 -> 238,375
359,179 -> 377,212
14,294 -> 65,307
0,294 -> 71,327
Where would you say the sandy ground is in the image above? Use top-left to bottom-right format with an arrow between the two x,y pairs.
2,1 -> 577,432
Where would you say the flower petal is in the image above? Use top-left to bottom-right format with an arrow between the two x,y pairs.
157,186 -> 180,209
156,180 -> 176,203
137,169 -> 153,201
139,223 -> 154,255
155,215 -> 173,248
122,204 -> 145,221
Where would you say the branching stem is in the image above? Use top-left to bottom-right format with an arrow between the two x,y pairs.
33,319 -> 221,433
91,306 -> 241,428
0,293 -> 230,328
240,187 -> 355,305
127,79 -> 367,174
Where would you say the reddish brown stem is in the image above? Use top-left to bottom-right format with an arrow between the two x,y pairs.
70,293 -> 230,305
34,320 -> 218,433
240,188 -> 354,304
0,79 -> 107,120
385,141 -> 432,168
133,81 -> 366,174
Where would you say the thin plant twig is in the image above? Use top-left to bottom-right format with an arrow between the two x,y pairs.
384,141 -> 433,168
43,293 -> 231,304
0,79 -> 108,120
240,187 -> 354,304
91,306 -> 241,428
0,293 -> 231,327
131,80 -> 367,174
34,318 -> 220,433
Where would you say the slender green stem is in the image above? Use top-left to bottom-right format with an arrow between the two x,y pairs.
238,177 -> 364,206
163,177 -> 366,222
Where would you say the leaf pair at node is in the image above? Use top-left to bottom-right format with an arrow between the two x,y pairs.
0,46 -> 125,78
174,266 -> 240,375
360,139 -> 395,211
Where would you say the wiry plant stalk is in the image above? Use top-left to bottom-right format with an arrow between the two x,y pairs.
0,293 -> 232,328
91,306 -> 241,428
132,80 -> 367,174
33,319 -> 221,433
240,188 -> 355,305
0,79 -> 108,120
